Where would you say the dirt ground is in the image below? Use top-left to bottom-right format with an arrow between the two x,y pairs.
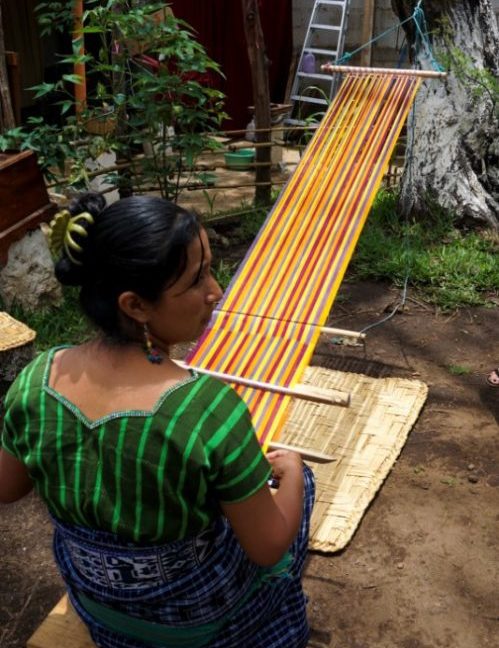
0,276 -> 498,648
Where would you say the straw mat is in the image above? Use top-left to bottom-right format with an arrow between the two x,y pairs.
281,365 -> 428,553
0,311 -> 36,351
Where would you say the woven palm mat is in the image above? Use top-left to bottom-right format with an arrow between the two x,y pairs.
0,311 -> 36,351
280,365 -> 428,553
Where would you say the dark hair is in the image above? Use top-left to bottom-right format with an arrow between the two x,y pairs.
55,192 -> 201,340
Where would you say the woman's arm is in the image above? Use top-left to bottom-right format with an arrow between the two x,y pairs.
0,449 -> 34,503
221,450 -> 304,567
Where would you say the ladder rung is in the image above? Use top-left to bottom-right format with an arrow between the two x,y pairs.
304,47 -> 339,57
316,1 -> 347,5
310,23 -> 341,31
298,72 -> 336,81
291,95 -> 329,106
291,0 -> 350,114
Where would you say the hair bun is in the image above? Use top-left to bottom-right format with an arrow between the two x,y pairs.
50,192 -> 107,281
68,192 -> 107,219
54,255 -> 86,287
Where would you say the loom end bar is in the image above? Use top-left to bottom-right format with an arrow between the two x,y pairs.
267,441 -> 336,464
320,63 -> 447,79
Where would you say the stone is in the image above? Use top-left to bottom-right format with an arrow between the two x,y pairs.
0,228 -> 62,311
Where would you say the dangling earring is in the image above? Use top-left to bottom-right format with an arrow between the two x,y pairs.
143,323 -> 163,364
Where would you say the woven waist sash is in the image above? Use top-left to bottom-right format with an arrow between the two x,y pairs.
74,552 -> 293,648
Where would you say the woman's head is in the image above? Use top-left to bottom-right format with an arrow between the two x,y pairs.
54,192 -> 221,343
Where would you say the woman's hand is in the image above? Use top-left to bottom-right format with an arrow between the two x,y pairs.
221,450 -> 305,567
266,449 -> 303,483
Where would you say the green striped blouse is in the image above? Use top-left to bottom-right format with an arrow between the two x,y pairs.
1,347 -> 271,543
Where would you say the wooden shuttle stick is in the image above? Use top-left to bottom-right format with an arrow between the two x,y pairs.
212,310 -> 365,341
267,441 -> 336,464
175,361 -> 351,407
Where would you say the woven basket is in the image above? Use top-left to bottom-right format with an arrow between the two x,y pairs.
84,115 -> 117,136
0,312 -> 36,352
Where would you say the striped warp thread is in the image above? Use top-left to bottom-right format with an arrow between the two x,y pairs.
187,72 -> 422,447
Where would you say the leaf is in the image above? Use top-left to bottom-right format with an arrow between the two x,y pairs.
62,74 -> 84,85
29,82 -> 57,98
81,25 -> 108,33
60,100 -> 74,115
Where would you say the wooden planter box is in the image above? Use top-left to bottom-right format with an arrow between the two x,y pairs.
0,151 -> 56,265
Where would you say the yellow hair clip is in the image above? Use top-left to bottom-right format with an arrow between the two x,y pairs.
48,209 -> 94,266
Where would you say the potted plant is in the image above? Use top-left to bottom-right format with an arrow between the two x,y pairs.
1,1 -> 227,200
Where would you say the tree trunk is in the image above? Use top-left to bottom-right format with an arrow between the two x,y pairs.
0,3 -> 16,131
241,0 -> 272,207
391,0 -> 499,229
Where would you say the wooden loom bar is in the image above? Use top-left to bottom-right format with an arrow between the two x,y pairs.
267,441 -> 335,464
321,64 -> 447,78
321,326 -> 366,340
175,361 -> 350,407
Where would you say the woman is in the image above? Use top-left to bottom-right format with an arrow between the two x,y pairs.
0,193 -> 315,648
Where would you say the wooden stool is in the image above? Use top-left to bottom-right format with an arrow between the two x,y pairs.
27,595 -> 95,648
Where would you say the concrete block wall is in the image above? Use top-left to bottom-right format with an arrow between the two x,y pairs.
292,0 -> 499,68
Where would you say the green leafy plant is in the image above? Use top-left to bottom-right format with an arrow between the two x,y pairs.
213,259 -> 238,291
438,20 -> 499,119
201,189 -> 220,219
0,119 -> 87,180
1,1 -> 227,199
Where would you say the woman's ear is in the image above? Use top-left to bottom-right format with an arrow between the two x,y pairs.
117,291 -> 151,325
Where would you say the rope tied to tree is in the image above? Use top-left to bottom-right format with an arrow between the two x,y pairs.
336,1 -> 444,73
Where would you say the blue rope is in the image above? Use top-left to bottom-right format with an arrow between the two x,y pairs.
412,5 -> 445,72
336,0 -> 443,72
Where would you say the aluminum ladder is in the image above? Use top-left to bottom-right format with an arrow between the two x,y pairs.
290,0 -> 351,119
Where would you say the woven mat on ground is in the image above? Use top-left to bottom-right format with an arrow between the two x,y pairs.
0,311 -> 36,351
281,365 -> 428,553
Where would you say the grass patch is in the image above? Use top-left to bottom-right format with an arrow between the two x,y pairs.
2,287 -> 93,352
349,190 -> 499,310
448,365 -> 472,376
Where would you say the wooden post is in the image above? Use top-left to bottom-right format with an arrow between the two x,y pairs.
241,0 -> 272,207
72,0 -> 87,115
360,0 -> 375,67
5,52 -> 21,125
0,3 -> 16,130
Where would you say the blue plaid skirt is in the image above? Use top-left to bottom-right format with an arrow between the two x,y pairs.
52,466 -> 315,648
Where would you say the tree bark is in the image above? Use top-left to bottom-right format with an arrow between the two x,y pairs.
241,0 -> 272,207
391,0 -> 499,229
0,3 -> 16,131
